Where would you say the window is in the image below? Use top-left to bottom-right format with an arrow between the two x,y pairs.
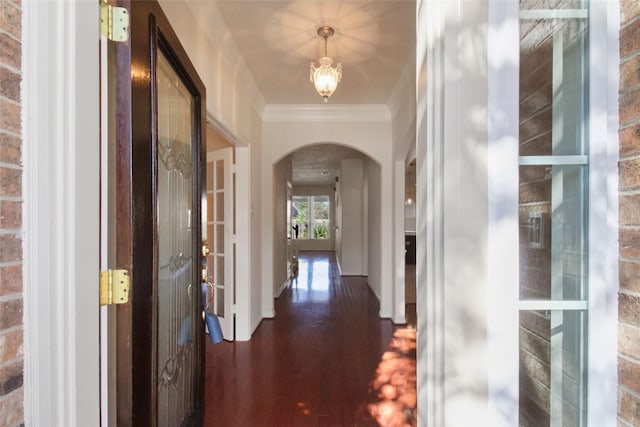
291,195 -> 330,239
518,3 -> 590,425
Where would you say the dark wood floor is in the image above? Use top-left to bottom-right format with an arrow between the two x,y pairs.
204,251 -> 416,426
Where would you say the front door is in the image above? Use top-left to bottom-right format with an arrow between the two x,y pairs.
125,2 -> 206,425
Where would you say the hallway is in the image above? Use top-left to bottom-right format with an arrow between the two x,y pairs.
204,252 -> 417,426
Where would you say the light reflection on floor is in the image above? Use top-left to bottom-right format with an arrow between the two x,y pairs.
290,256 -> 331,301
366,328 -> 417,427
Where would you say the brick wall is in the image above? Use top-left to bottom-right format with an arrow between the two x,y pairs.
618,1 -> 640,425
0,0 -> 23,426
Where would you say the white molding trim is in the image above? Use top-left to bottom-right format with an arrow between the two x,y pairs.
207,111 -> 250,148
262,104 -> 391,122
276,279 -> 290,298
587,1 -> 619,425
234,147 -> 252,341
486,3 -> 520,425
23,1 -> 100,425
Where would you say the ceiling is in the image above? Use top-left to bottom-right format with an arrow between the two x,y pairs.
213,0 -> 416,105
291,144 -> 366,185
211,0 -> 416,184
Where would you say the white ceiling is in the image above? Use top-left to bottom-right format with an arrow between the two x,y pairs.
213,0 -> 416,105
212,0 -> 416,184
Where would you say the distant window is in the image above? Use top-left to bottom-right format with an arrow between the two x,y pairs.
291,195 -> 330,240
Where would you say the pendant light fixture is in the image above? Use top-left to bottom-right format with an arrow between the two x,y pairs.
310,26 -> 342,103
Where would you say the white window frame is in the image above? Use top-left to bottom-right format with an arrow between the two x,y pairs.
291,195 -> 331,240
487,1 -> 619,425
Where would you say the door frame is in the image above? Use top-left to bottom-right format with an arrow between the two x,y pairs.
22,1 -> 101,425
128,1 -> 207,425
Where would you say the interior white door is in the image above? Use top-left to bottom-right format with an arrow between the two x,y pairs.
206,147 -> 235,340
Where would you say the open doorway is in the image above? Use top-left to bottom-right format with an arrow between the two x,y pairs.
272,143 -> 381,299
203,123 -> 235,340
405,159 -> 417,327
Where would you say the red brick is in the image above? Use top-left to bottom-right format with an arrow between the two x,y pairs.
620,123 -> 640,159
620,293 -> 640,325
619,387 -> 640,426
0,234 -> 19,263
620,158 -> 640,190
0,200 -> 20,229
0,99 -> 19,134
622,55 -> 640,93
620,260 -> 640,293
0,387 -> 22,427
620,357 -> 640,395
620,322 -> 640,361
0,33 -> 19,71
620,194 -> 640,226
0,265 -> 20,297
0,328 -> 22,365
621,17 -> 640,59
622,1 -> 640,27
0,167 -> 20,197
0,1 -> 20,40
0,67 -> 19,102
0,133 -> 20,165
0,298 -> 21,330
620,89 -> 640,125
621,228 -> 640,259
0,360 -> 21,396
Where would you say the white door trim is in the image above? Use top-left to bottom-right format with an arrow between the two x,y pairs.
23,0 -> 100,425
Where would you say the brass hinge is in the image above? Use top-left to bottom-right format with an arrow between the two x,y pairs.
100,2 -> 129,42
100,269 -> 130,305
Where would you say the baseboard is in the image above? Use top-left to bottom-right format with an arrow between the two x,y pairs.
276,278 -> 290,298
250,315 -> 263,336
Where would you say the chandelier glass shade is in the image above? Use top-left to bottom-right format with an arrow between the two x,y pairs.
310,26 -> 342,102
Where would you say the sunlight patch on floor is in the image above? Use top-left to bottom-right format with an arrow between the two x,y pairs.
367,328 -> 417,427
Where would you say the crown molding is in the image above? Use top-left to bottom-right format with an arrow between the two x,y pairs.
262,104 -> 391,122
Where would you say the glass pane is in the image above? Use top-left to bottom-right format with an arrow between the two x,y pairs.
215,287 -> 225,317
519,310 -> 587,426
215,160 -> 224,190
215,224 -> 224,254
206,165 -> 213,190
206,193 -> 213,222
519,165 -> 587,300
156,49 -> 196,425
313,196 -> 330,219
216,255 -> 225,286
216,192 -> 224,222
520,0 -> 587,10
519,5 -> 588,156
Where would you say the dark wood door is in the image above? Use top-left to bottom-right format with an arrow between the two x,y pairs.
124,2 -> 206,425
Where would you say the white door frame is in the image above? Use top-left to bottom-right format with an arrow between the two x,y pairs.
23,0 -> 101,425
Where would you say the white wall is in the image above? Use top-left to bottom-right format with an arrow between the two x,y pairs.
365,160 -> 382,301
292,185 -> 336,252
338,159 -> 365,275
159,0 -> 264,146
261,106 -> 394,319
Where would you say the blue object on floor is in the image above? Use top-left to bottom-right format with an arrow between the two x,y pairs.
204,310 -> 224,344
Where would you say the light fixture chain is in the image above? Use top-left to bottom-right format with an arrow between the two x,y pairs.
324,36 -> 328,57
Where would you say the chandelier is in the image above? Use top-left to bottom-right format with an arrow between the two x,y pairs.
310,26 -> 342,102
